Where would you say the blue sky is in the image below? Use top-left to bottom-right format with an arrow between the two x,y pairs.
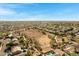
0,3 -> 79,21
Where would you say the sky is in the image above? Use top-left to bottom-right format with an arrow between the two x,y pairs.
0,3 -> 79,21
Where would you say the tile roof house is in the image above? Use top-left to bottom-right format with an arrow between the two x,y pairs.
75,45 -> 79,53
54,49 -> 67,56
72,42 -> 79,53
12,37 -> 18,42
0,42 -> 2,51
32,50 -> 41,56
11,45 -> 22,55
63,45 -> 75,54
12,40 -> 20,45
55,35 -> 63,45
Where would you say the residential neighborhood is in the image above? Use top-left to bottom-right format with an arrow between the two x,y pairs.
0,21 -> 79,56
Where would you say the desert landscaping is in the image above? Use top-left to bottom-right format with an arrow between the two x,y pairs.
0,21 -> 79,56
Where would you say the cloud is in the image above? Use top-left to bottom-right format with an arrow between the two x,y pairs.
0,7 -> 16,16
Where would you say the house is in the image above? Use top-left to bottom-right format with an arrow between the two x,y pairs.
11,37 -> 20,45
12,40 -> 20,46
12,37 -> 18,42
55,35 -> 63,45
63,45 -> 75,53
32,50 -> 41,56
54,49 -> 67,56
72,41 -> 79,53
0,45 -> 2,51
0,42 -> 2,51
75,45 -> 79,53
11,45 -> 22,55
8,33 -> 13,38
32,47 -> 41,56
